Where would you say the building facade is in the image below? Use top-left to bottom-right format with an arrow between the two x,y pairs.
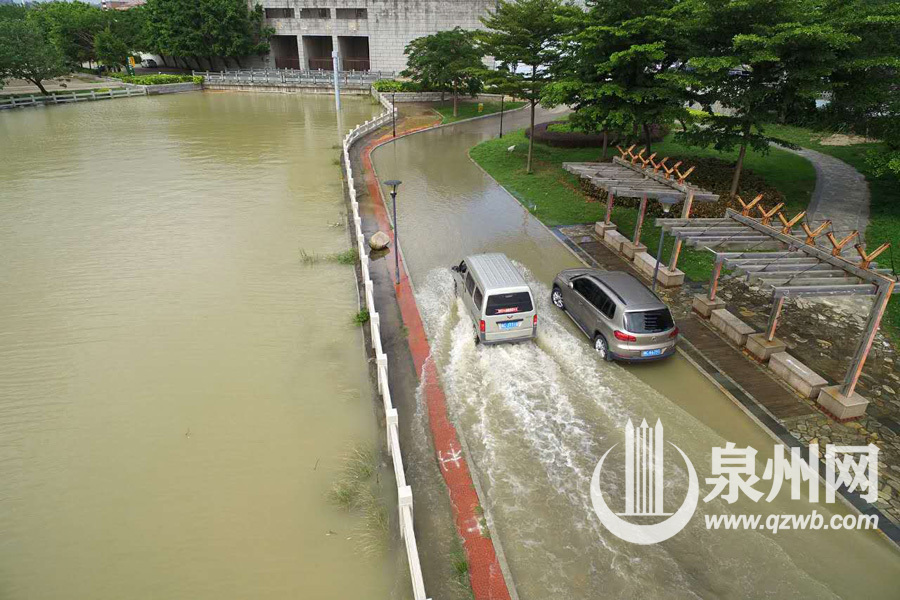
256,0 -> 500,73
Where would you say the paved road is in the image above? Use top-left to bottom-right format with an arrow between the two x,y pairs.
785,146 -> 870,238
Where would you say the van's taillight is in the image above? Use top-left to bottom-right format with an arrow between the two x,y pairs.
533,314 -> 538,326
670,327 -> 679,338
614,330 -> 636,342
479,320 -> 485,333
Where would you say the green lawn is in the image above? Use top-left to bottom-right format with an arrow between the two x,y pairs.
469,128 -> 815,282
763,123 -> 900,337
434,100 -> 526,124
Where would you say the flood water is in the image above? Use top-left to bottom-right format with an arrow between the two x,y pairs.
373,113 -> 900,599
0,92 -> 406,599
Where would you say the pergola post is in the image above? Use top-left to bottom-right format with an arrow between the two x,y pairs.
765,296 -> 785,341
633,194 -> 648,245
668,190 -> 694,271
604,192 -> 616,225
840,280 -> 895,397
708,257 -> 724,301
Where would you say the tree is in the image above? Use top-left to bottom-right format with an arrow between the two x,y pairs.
0,19 -> 67,94
402,27 -> 483,117
94,25 -> 129,68
480,0 -> 569,174
675,0 -> 857,196
824,0 -> 900,137
543,0 -> 691,158
27,1 -> 106,67
143,0 -> 271,70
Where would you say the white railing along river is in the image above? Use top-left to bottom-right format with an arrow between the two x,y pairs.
196,69 -> 391,88
342,92 -> 431,600
0,87 -> 148,109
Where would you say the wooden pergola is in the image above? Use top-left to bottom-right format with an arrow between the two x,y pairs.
658,207 -> 897,399
564,145 -> 720,269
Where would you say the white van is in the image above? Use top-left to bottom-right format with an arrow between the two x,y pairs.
451,253 -> 537,344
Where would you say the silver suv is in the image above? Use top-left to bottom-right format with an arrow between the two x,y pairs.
551,269 -> 678,361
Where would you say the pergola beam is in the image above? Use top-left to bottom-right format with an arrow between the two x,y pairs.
727,210 -> 894,286
772,284 -> 878,297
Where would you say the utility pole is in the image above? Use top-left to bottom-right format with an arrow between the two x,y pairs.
331,50 -> 341,112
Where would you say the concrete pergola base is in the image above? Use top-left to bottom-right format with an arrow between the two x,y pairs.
746,332 -> 787,362
594,221 -> 617,236
621,240 -> 646,260
692,293 -> 725,318
816,384 -> 870,421
633,251 -> 685,287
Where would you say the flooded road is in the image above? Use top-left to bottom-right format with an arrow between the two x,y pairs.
373,108 -> 900,598
0,92 -> 406,599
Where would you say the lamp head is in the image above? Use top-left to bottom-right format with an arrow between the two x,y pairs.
658,196 -> 679,214
383,179 -> 402,194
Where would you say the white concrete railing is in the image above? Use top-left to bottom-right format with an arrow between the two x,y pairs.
195,69 -> 391,87
0,86 -> 147,109
342,95 -> 430,600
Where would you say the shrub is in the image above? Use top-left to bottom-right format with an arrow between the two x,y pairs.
107,73 -> 202,85
527,121 -> 670,149
372,79 -> 429,93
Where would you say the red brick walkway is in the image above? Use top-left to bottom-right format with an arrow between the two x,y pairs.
360,124 -> 512,600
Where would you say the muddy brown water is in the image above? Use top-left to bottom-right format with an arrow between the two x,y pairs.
0,93 -> 411,599
373,108 -> 900,599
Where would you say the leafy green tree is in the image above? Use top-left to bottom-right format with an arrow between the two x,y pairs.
27,1 -> 106,67
143,0 -> 271,70
544,0 -> 691,158
402,27 -> 483,117
480,0 -> 569,173
824,0 -> 900,136
0,18 -> 67,94
94,25 -> 129,68
675,0 -> 857,196
0,4 -> 27,22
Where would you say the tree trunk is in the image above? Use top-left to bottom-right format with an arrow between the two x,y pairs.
601,131 -> 608,160
452,84 -> 458,117
526,99 -> 536,174
31,79 -> 49,95
729,122 -> 752,198
235,56 -> 244,69
643,122 -> 652,153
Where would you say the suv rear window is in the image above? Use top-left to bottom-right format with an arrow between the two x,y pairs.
625,309 -> 674,333
485,292 -> 533,316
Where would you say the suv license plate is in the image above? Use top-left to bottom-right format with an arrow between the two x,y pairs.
641,348 -> 663,357
499,321 -> 521,330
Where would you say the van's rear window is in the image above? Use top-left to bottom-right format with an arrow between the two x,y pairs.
485,292 -> 533,316
625,309 -> 674,333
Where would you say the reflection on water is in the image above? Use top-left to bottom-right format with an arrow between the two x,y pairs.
0,92 -> 405,599
373,120 -> 900,599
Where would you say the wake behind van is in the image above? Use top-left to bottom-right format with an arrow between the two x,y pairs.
451,253 -> 537,344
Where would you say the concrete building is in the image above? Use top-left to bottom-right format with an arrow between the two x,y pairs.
257,0 -> 500,73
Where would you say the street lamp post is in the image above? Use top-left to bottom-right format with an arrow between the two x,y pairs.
391,92 -> 396,138
652,196 -> 680,293
383,180 -> 402,284
499,95 -> 504,139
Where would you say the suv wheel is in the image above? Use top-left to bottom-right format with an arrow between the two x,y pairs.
594,334 -> 612,362
551,286 -> 565,309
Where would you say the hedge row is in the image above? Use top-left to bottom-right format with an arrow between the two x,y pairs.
107,73 -> 203,85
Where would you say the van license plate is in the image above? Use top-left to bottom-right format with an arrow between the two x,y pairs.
641,348 -> 663,357
499,321 -> 521,330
